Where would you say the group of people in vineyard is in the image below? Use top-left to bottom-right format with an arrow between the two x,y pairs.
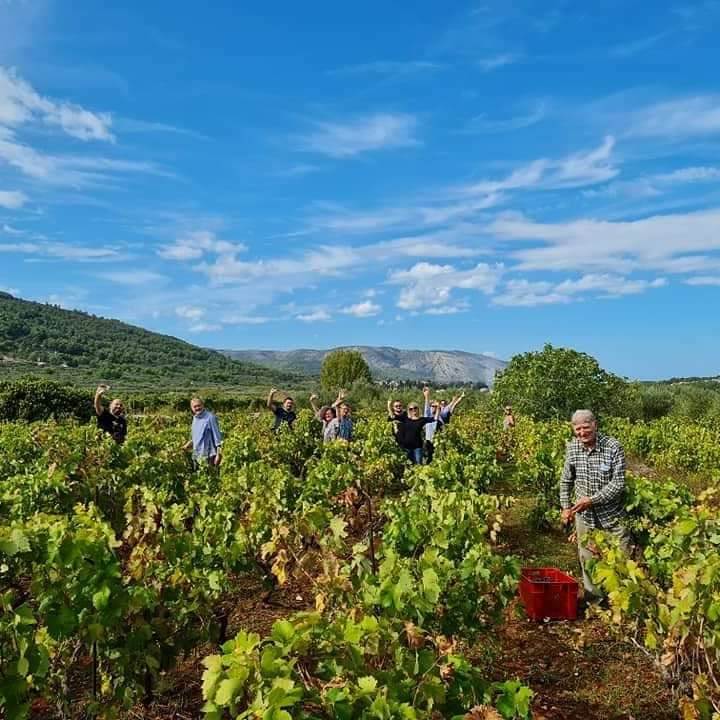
94,382 -> 628,601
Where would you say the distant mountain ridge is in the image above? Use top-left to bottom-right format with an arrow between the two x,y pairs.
221,346 -> 507,386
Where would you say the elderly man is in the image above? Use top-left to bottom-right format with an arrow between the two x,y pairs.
94,384 -> 127,444
183,397 -> 223,467
560,409 -> 631,599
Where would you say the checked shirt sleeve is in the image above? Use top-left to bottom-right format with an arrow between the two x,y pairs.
590,442 -> 626,508
559,442 -> 576,510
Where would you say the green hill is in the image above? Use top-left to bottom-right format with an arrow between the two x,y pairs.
0,292 -> 293,391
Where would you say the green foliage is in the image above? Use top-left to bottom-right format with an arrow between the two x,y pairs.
0,293 -> 291,390
493,343 -> 638,421
0,377 -> 92,422
320,350 -> 373,392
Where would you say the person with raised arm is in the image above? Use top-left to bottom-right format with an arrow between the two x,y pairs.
439,390 -> 466,425
183,397 -> 223,467
422,385 -> 443,463
94,384 -> 127,444
392,397 -> 441,465
267,388 -> 297,432
503,405 -> 516,430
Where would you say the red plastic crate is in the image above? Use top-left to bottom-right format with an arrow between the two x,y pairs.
519,567 -> 578,621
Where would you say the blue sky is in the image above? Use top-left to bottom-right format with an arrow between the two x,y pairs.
1,0 -> 720,380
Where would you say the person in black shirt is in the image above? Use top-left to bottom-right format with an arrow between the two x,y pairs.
391,401 -> 441,464
94,384 -> 127,444
267,388 -> 297,432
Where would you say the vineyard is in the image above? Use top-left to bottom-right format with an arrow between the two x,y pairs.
1,408 -> 719,719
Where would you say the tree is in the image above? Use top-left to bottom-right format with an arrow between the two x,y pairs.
320,350 -> 372,392
493,344 -> 638,421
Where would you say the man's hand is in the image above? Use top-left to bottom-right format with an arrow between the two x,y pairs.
183,440 -> 192,451
309,393 -> 318,402
96,384 -> 109,395
213,454 -> 222,467
269,388 -> 277,396
561,508 -> 574,525
571,496 -> 593,514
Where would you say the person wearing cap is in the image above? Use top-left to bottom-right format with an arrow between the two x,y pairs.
560,409 -> 631,599
391,399 -> 441,464
94,384 -> 127,444
503,405 -> 516,430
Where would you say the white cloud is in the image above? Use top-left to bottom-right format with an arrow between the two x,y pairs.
221,314 -> 272,325
0,285 -> 19,295
176,305 -> 205,320
389,261 -> 503,310
188,323 -> 221,333
0,239 -> 121,261
0,189 -> 26,208
341,300 -> 382,317
311,194 -> 502,234
298,113 -> 419,158
685,275 -> 720,287
158,230 -> 246,261
99,270 -> 168,286
626,96 -> 720,140
462,102 -> 547,134
584,166 -> 720,199
0,67 -> 113,141
461,136 -> 618,197
297,309 -> 332,322
609,32 -> 668,58
2,223 -> 24,234
489,208 -> 720,273
477,54 -> 520,72
492,274 -> 666,307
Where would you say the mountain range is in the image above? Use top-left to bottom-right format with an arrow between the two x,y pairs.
222,347 -> 507,386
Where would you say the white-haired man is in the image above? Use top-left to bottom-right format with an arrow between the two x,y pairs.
183,397 -> 223,467
560,409 -> 631,599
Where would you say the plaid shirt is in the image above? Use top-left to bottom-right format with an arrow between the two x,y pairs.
560,433 -> 626,529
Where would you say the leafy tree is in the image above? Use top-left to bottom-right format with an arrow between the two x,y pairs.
493,344 -> 638,421
0,377 -> 92,422
320,350 -> 372,392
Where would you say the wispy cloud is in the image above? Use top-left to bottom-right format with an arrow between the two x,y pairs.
341,300 -> 381,317
462,136 -> 618,195
0,239 -> 122,261
297,309 -> 332,322
583,166 -> 720,199
684,275 -> 720,287
609,32 -> 669,58
0,66 -> 113,141
625,95 -> 720,140
158,230 -> 246,261
462,102 -> 547,134
298,113 -> 419,158
493,275 -> 666,307
99,270 -> 168,286
490,207 -> 720,274
330,60 -> 445,76
477,53 -> 520,72
0,189 -> 27,208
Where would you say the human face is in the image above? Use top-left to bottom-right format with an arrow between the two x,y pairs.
324,408 -> 335,422
407,404 -> 420,417
340,403 -> 350,417
392,401 -> 404,415
573,419 -> 598,447
430,402 -> 438,412
504,407 -> 512,415
109,399 -> 125,416
191,399 -> 204,416
283,398 -> 295,412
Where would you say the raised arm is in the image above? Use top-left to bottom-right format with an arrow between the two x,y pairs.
94,384 -> 107,416
422,386 -> 431,417
387,397 -> 393,417
309,393 -> 320,415
332,389 -> 346,408
267,388 -> 277,411
448,390 -> 466,413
